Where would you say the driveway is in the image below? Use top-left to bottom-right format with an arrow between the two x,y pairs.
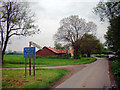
2,64 -> 86,69
56,57 -> 111,88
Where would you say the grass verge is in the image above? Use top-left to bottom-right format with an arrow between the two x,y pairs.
92,54 -> 107,58
3,55 -> 96,68
2,69 -> 68,88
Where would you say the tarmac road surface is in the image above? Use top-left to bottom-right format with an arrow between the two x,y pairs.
56,57 -> 111,88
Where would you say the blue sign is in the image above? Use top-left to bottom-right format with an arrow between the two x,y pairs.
24,47 -> 36,58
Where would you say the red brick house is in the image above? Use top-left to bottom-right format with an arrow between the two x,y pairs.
36,46 -> 67,56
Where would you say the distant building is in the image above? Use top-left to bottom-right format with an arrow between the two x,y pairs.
36,46 -> 67,56
69,49 -> 74,57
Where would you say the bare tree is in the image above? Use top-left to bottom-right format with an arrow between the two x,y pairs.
93,1 -> 120,21
0,1 -> 40,64
54,15 -> 97,58
54,15 -> 96,45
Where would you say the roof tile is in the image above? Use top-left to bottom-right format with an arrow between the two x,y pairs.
45,47 -> 67,54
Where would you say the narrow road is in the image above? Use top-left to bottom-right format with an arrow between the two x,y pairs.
2,65 -> 85,69
56,57 -> 111,88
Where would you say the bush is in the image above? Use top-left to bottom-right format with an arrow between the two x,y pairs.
92,54 -> 107,58
111,58 -> 120,87
58,54 -> 71,59
36,55 -> 43,58
45,55 -> 59,59
36,54 -> 71,59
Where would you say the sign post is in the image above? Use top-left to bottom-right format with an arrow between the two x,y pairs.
33,57 -> 35,76
24,47 -> 36,77
29,42 -> 31,76
25,58 -> 27,77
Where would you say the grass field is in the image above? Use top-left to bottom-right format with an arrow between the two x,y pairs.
2,69 -> 68,88
3,55 -> 96,68
2,55 -> 96,88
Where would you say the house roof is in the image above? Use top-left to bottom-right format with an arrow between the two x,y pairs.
45,46 -> 67,54
55,49 -> 67,53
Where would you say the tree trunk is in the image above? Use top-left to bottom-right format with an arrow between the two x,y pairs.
1,52 -> 4,64
87,53 -> 91,57
0,43 -> 2,66
2,35 -> 9,64
81,52 -> 84,57
73,48 -> 80,59
1,5 -> 10,64
2,40 -> 9,64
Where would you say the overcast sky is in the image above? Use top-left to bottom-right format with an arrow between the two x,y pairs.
7,0 -> 109,52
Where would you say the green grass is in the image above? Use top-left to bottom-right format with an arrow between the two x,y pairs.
2,69 -> 68,88
92,54 -> 107,58
3,55 -> 96,68
111,58 -> 120,87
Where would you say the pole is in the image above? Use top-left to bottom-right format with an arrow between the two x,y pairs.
33,57 -> 35,76
29,42 -> 31,75
25,58 -> 27,77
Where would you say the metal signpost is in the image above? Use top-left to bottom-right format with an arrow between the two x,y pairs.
29,42 -> 31,76
24,47 -> 36,77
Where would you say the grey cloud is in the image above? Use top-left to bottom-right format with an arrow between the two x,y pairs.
7,0 -> 109,52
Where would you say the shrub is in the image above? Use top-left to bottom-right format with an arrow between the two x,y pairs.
36,55 -> 43,58
111,58 -> 120,87
36,54 -> 71,59
57,54 -> 71,59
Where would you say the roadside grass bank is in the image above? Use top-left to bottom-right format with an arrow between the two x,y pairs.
111,58 -> 120,88
3,55 -> 96,68
2,69 -> 68,88
92,54 -> 107,58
